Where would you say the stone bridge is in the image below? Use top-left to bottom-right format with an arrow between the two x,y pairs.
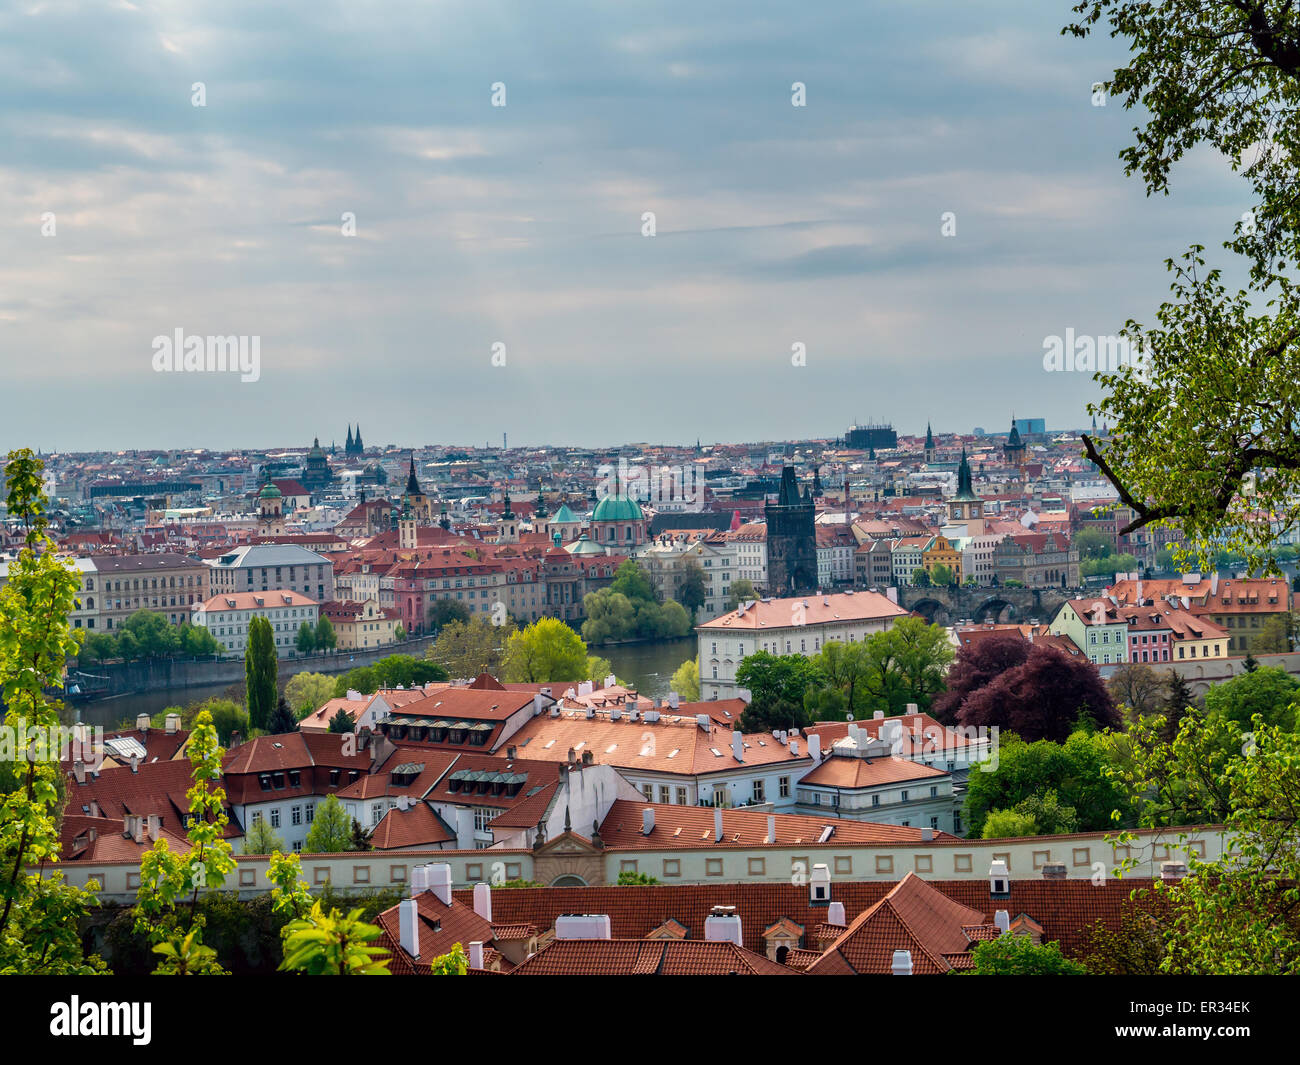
896,584 -> 1071,627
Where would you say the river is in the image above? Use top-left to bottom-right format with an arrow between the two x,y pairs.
73,636 -> 699,729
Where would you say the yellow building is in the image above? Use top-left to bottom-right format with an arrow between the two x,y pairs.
922,535 -> 962,585
320,598 -> 403,650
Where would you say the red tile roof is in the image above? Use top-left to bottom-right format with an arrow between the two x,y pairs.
508,938 -> 795,976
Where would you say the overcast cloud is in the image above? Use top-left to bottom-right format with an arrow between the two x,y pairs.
0,0 -> 1248,451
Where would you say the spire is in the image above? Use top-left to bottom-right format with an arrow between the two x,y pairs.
502,486 -> 514,520
535,479 -> 548,519
346,425 -> 353,449
925,422 -> 934,449
439,502 -> 450,531
405,455 -> 422,496
955,446 -> 976,499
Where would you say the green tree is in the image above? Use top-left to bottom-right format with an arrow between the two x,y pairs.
244,616 -> 277,732
1203,665 -> 1300,732
581,590 -> 637,644
677,563 -> 708,617
285,671 -> 337,719
243,818 -> 286,855
1107,661 -> 1167,720
980,809 -> 1038,839
964,731 -> 1127,838
929,563 -> 954,587
670,657 -> 701,701
609,559 -> 657,604
428,598 -> 471,632
119,609 -> 181,657
428,617 -> 511,678
196,698 -> 250,746
1066,2 -> 1300,573
1255,613 -> 1293,653
315,616 -> 337,652
736,652 -> 823,732
133,708 -> 237,974
295,621 -> 316,655
329,708 -> 355,733
501,617 -> 589,683
279,901 -> 390,975
394,624 -> 406,642
304,794 -> 354,853
912,567 -> 931,588
1073,527 -> 1114,561
962,935 -> 1086,975
1111,714 -> 1300,973
0,449 -> 104,975
858,617 -> 954,716
78,631 -> 118,664
725,579 -> 757,610
267,695 -> 298,735
180,622 -> 222,657
616,871 -> 660,885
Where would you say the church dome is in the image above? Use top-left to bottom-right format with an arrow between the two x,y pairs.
259,480 -> 282,500
592,494 -> 643,523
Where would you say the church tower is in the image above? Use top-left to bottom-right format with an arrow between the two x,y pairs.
398,498 -> 417,551
402,455 -> 429,522
257,469 -> 285,537
947,447 -> 984,535
924,423 -> 936,464
765,466 -> 817,596
498,487 -> 519,543
1003,418 -> 1026,470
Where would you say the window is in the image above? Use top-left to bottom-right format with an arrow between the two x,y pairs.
747,857 -> 765,876
658,785 -> 670,804
778,776 -> 789,798
269,809 -> 280,828
752,779 -> 765,802
291,806 -> 302,826
705,858 -> 724,877
675,787 -> 687,805
305,803 -> 314,824
662,859 -> 681,878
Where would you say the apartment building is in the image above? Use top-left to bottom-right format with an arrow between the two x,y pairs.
191,590 -> 319,655
206,543 -> 334,603
697,589 -> 908,700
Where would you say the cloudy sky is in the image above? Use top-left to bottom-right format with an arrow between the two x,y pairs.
0,0 -> 1247,452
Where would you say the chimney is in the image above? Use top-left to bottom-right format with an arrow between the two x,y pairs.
696,714 -> 711,731
1041,860 -> 1067,880
549,704 -> 561,718
129,753 -> 139,774
905,703 -> 918,715
165,713 -> 181,734
555,914 -> 612,940
766,814 -> 776,844
921,827 -> 934,842
73,761 -> 86,785
1160,860 -> 1189,881
873,710 -> 884,721
610,708 -> 622,722
891,949 -> 913,975
808,733 -> 821,762
428,863 -> 453,906
994,910 -> 1011,934
454,806 -> 475,850
827,901 -> 846,926
146,814 -> 161,841
410,865 -> 428,897
585,705 -> 595,719
731,731 -> 743,761
136,713 -> 150,732
399,898 -> 419,957
713,806 -> 723,842
704,906 -> 742,946
581,750 -> 593,766
641,807 -> 655,835
506,746 -> 517,761
789,738 -> 800,756
468,941 -> 485,970
567,747 -> 577,764
346,688 -> 363,701
88,800 -> 100,818
989,859 -> 1011,897
667,691 -> 679,709
604,673 -> 616,688
533,693 -> 546,715
473,882 -> 492,921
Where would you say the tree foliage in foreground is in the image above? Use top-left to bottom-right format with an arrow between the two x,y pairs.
1067,1 -> 1300,572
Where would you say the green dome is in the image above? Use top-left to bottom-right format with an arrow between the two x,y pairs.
592,494 -> 643,523
259,480 -> 282,499
567,534 -> 607,556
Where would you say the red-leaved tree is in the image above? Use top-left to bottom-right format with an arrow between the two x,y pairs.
934,634 -> 1118,742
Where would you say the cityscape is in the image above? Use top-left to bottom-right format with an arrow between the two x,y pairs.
0,0 -> 1293,1033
